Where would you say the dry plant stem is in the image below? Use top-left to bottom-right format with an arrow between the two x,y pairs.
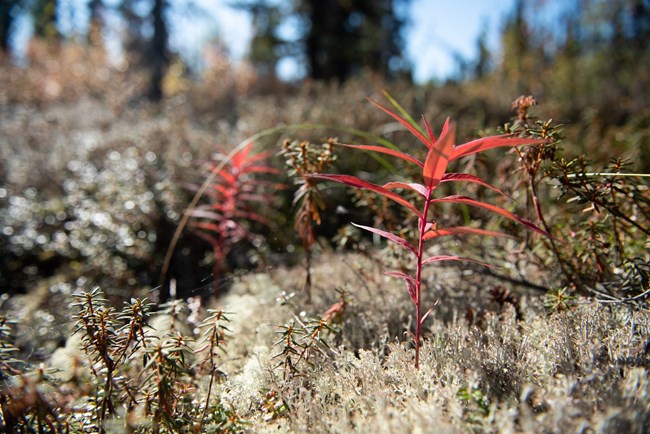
517,147 -> 577,289
198,368 -> 217,433
534,187 -> 576,288
566,172 -> 650,178
197,313 -> 227,431
197,338 -> 217,432
608,175 -> 624,255
304,244 -> 312,296
79,293 -> 116,427
281,138 -> 337,300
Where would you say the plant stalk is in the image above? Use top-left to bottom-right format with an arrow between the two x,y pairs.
414,189 -> 434,369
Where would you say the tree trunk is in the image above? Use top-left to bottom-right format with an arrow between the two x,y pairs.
148,0 -> 169,101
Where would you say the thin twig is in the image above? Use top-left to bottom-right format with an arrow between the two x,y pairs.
594,286 -> 650,304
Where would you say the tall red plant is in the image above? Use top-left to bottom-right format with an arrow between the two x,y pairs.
311,97 -> 554,368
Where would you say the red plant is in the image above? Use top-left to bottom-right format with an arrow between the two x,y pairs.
187,143 -> 282,291
311,96 -> 553,368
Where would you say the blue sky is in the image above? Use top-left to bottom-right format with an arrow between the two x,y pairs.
406,0 -> 517,81
22,0 -> 518,83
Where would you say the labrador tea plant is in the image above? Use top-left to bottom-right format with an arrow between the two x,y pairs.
312,96 -> 553,368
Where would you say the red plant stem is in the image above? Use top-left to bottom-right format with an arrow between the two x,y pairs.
414,188 -> 434,369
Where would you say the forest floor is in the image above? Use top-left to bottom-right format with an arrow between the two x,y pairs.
1,88 -> 649,433
3,246 -> 650,433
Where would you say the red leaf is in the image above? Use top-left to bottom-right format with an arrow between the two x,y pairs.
423,115 -> 437,144
241,165 -> 281,175
309,174 -> 422,218
234,210 -> 273,227
424,222 -> 436,232
450,135 -> 549,161
385,271 -> 418,303
188,208 -> 224,221
423,226 -> 513,240
441,173 -> 512,198
383,181 -> 429,198
431,195 -> 554,238
211,184 -> 232,197
420,304 -> 437,325
189,221 -> 223,234
212,169 -> 236,185
423,123 -> 456,188
352,223 -> 417,255
337,143 -> 423,167
240,150 -> 274,166
367,98 -> 432,149
229,142 -> 254,166
440,117 -> 451,137
422,116 -> 451,145
421,255 -> 498,268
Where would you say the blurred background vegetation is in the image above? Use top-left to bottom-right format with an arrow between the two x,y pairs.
0,0 -> 646,142
0,0 -> 648,300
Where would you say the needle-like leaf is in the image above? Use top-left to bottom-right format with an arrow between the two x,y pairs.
382,90 -> 425,136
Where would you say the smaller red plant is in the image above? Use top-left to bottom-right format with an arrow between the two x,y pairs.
311,96 -> 554,368
187,143 -> 282,291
